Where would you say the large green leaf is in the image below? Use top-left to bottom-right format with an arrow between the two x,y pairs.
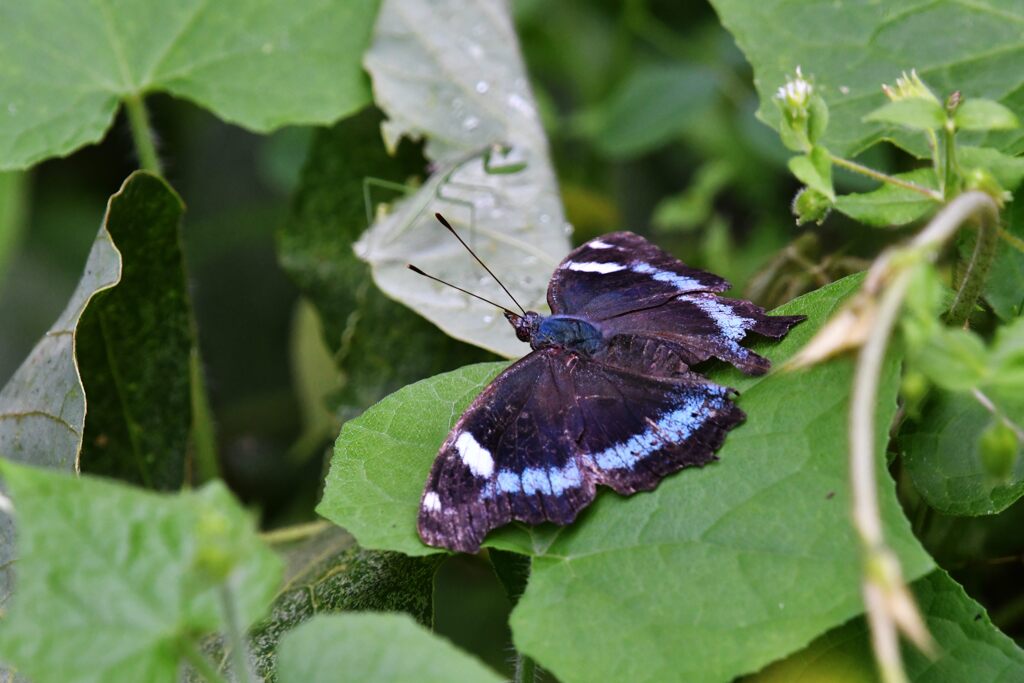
319,273 -> 934,681
0,462 -> 282,683
710,0 -> 1024,158
75,172 -> 195,489
249,527 -> 441,680
0,0 -> 380,170
753,570 -> 1024,682
357,0 -> 571,357
276,613 -> 502,683
278,108 -> 494,422
903,391 -> 1024,516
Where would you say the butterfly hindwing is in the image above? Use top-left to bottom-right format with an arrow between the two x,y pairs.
569,359 -> 744,494
601,293 -> 806,374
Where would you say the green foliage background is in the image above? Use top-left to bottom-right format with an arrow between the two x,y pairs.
1,0 -> 1023,681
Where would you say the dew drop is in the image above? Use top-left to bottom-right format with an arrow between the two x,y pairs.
467,42 -> 484,59
462,115 -> 480,131
507,93 -> 536,118
6,103 -> 16,115
475,80 -> 490,94
563,222 -> 574,236
538,213 -> 551,224
482,314 -> 495,324
839,85 -> 850,95
261,42 -> 274,54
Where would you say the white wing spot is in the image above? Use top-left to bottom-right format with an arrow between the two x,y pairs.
563,260 -> 626,274
422,491 -> 442,512
588,240 -> 614,249
455,432 -> 494,478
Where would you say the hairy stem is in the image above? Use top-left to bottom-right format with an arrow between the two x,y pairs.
947,213 -> 998,326
180,639 -> 228,683
259,520 -> 330,545
220,584 -> 255,683
830,155 -> 943,201
123,94 -> 162,175
514,653 -> 537,683
998,225 -> 1024,254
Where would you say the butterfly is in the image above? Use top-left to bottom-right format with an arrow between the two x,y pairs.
415,218 -> 804,553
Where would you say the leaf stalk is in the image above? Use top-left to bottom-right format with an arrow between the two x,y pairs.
123,94 -> 162,176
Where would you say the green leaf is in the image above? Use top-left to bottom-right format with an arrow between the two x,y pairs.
955,99 -> 1020,131
248,527 -> 441,679
864,99 -> 946,131
0,1 -> 380,170
834,169 -> 940,227
278,109 -> 495,420
580,63 -> 718,158
277,613 -> 503,683
0,462 -> 282,683
959,146 -> 1024,191
787,145 -> 834,199
985,199 -> 1024,320
74,172 -> 196,489
908,328 -> 990,392
358,0 -> 571,358
319,273 -> 934,681
710,0 -> 1024,157
752,570 -> 1024,682
903,391 -> 1024,516
319,361 -> 506,556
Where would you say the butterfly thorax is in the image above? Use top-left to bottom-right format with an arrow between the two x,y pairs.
506,311 -> 604,355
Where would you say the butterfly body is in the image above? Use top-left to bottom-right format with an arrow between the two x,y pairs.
418,231 -> 804,553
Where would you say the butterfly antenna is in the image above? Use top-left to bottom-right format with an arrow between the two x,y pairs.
407,264 -> 521,319
433,213 -> 527,315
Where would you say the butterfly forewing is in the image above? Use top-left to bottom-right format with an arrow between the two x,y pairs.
547,232 -> 730,319
418,350 -> 596,553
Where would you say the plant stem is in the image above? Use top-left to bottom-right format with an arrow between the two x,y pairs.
941,121 -> 959,199
190,348 -> 220,483
123,94 -> 162,175
259,520 -> 330,545
181,639 -> 228,683
998,225 -> 1024,254
830,155 -> 943,201
850,191 -> 999,683
514,653 -> 537,683
947,212 -> 998,326
220,584 -> 255,683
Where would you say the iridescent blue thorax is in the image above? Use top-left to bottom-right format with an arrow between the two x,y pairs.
506,311 -> 604,355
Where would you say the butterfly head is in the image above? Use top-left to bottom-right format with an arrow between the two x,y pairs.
506,310 -> 543,343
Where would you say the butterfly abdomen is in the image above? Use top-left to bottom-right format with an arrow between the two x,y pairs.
531,315 -> 605,354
